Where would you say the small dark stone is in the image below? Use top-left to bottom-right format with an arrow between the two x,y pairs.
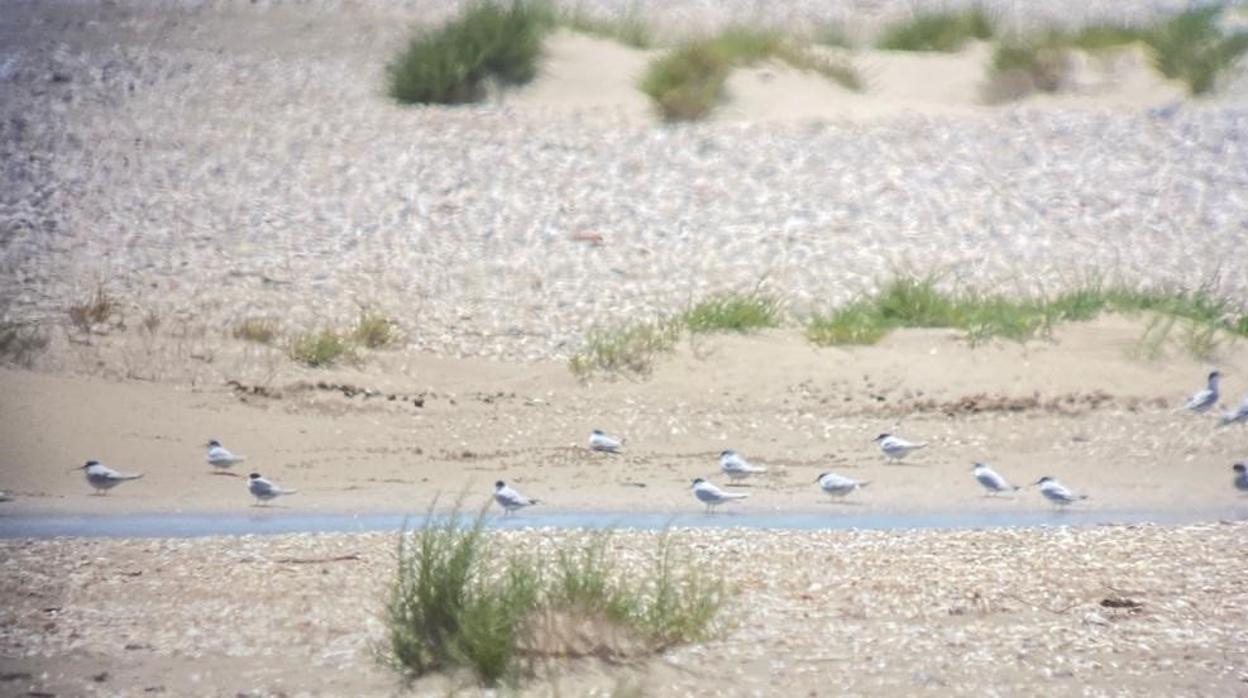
412,397 -> 424,408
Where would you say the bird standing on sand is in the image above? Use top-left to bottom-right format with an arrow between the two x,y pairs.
494,480 -> 539,515
247,473 -> 296,506
973,463 -> 1019,495
1218,394 -> 1248,427
815,472 -> 869,499
1181,370 -> 1221,414
76,460 -> 143,495
691,478 -> 748,512
206,439 -> 246,474
875,433 -> 927,462
1233,463 -> 1248,493
588,429 -> 624,453
719,450 -> 767,482
1032,476 -> 1087,507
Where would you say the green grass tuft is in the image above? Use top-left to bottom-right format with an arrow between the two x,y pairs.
639,41 -> 732,121
1146,6 -> 1248,95
568,317 -> 682,378
805,300 -> 892,346
805,274 -> 1248,353
1068,24 -> 1148,52
562,4 -> 654,48
876,8 -> 995,52
683,293 -> 783,334
388,1 -> 552,105
352,310 -> 400,349
641,27 -> 860,121
289,328 -> 355,368
381,506 -> 725,686
985,33 -> 1072,101
232,318 -> 280,345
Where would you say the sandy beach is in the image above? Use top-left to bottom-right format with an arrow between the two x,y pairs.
4,0 -> 1248,694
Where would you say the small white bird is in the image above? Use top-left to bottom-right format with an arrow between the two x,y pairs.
972,462 -> 1019,495
1181,370 -> 1221,414
874,433 -> 927,462
1233,463 -> 1248,493
494,480 -> 539,515
588,429 -> 624,453
719,450 -> 767,482
691,478 -> 748,512
815,472 -> 869,499
206,439 -> 246,473
1217,394 -> 1248,427
75,460 -> 143,495
247,472 -> 296,506
1032,476 -> 1088,507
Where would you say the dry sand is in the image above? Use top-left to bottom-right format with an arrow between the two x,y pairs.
2,524 -> 1246,696
2,318 -> 1246,517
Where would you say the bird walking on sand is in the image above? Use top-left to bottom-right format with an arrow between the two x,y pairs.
973,463 -> 1019,495
206,439 -> 246,474
1218,394 -> 1248,427
719,450 -> 767,482
1233,463 -> 1248,493
691,478 -> 748,512
875,433 -> 926,462
1181,370 -> 1221,414
816,472 -> 869,500
247,473 -> 296,506
588,429 -> 624,453
1032,476 -> 1087,508
75,460 -> 143,495
494,480 -> 539,515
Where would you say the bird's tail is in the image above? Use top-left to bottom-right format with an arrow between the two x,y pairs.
725,492 -> 750,500
858,481 -> 871,488
281,488 -> 299,495
1077,495 -> 1089,500
747,465 -> 768,474
530,498 -> 541,505
914,442 -> 928,449
122,473 -> 144,481
1010,485 -> 1021,491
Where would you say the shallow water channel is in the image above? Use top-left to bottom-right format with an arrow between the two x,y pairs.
1,507 -> 1243,539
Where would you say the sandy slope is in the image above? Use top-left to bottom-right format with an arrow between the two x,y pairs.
2,318 -> 1246,517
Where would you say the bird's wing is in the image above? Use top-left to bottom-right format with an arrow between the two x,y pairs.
496,488 -> 529,507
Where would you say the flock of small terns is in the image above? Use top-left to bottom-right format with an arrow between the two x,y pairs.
14,371 -> 1248,513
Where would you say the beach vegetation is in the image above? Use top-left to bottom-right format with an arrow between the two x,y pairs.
683,291 -> 783,333
561,3 -> 654,48
381,505 -> 725,686
233,318 -> 280,345
288,328 -> 355,368
352,310 -> 401,349
806,274 -> 1248,353
876,8 -> 995,52
641,27 -> 860,121
67,285 -> 122,334
1145,6 -> 1248,95
0,321 -> 49,367
388,1 -> 551,105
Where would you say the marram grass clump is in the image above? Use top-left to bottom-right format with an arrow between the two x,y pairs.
876,8 -> 995,52
288,328 -> 356,368
641,27 -> 861,121
388,1 -> 552,105
381,506 -> 725,686
805,275 -> 1248,352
